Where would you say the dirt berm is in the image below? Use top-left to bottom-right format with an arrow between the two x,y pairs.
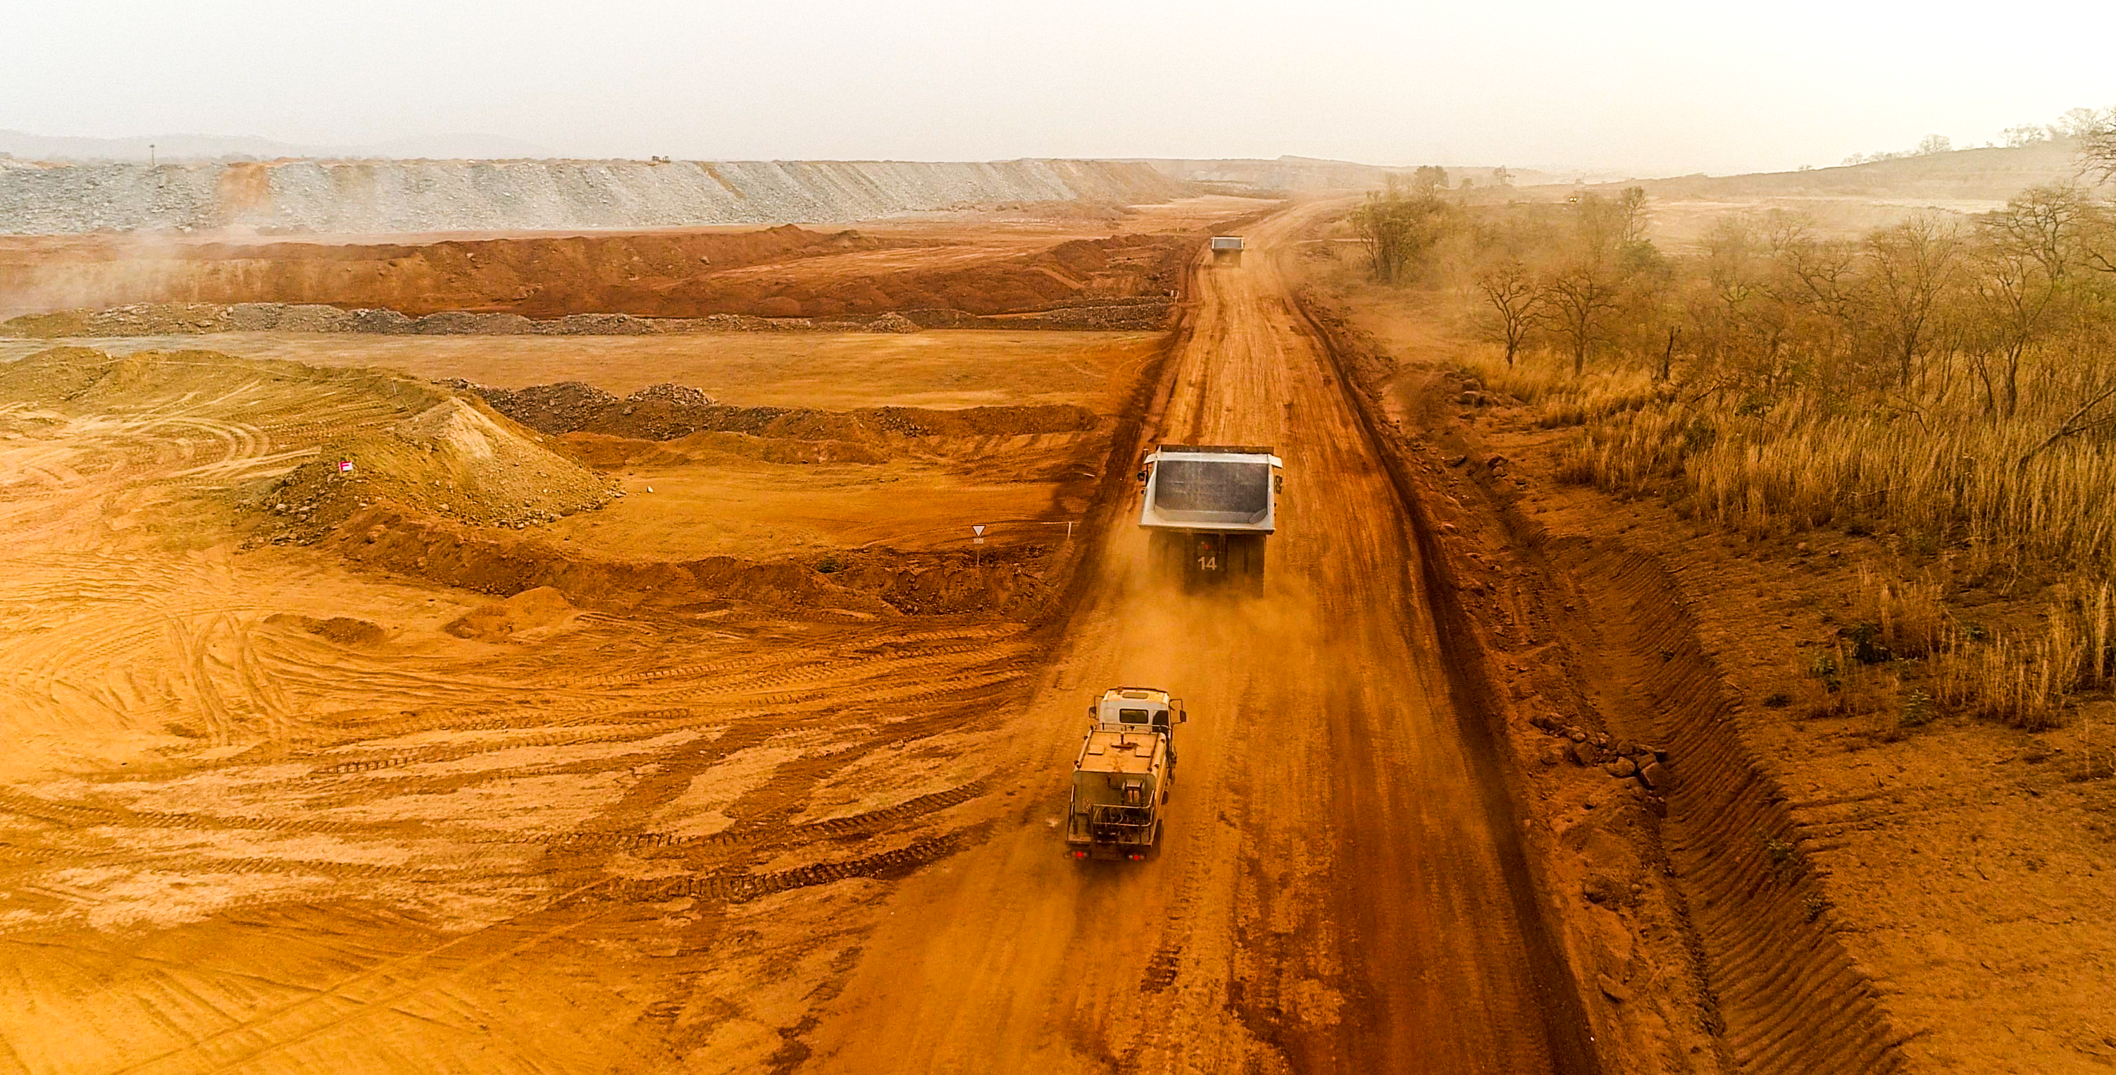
330,506 -> 1059,619
455,377 -> 1100,443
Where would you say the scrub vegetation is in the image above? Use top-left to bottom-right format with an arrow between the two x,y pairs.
1363,110 -> 2116,733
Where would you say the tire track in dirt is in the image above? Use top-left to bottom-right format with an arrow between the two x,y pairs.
0,332 -> 1154,1075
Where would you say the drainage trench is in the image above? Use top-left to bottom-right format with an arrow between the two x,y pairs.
1551,542 -> 1910,1074
1295,280 -> 1912,1074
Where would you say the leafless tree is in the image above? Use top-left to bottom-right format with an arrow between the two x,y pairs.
2081,110 -> 2116,185
1535,190 -> 1650,376
1543,261 -> 1621,377
1985,184 -> 2092,278
1863,215 -> 1962,387
1472,256 -> 1545,367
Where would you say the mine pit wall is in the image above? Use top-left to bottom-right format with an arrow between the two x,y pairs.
1296,285 -> 1911,1073
0,158 -> 1190,235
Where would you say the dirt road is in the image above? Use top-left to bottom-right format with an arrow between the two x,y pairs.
801,203 -> 1597,1073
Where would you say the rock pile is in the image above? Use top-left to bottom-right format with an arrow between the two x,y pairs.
898,302 -> 1174,331
624,383 -> 716,409
449,377 -> 1098,446
1532,712 -> 1671,795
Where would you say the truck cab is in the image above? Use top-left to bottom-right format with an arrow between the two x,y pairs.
1089,686 -> 1185,742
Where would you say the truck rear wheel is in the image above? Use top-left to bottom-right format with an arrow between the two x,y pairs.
1227,534 -> 1266,596
1148,530 -> 1182,584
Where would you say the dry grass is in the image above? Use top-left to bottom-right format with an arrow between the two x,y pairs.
1457,343 -> 1664,429
1407,182 -> 2116,734
1564,355 -> 2116,722
1854,562 -> 1948,659
1565,370 -> 2116,570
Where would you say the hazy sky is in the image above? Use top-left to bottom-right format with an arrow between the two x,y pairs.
5,0 -> 2112,175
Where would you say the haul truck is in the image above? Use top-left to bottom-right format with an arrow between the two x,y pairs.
1065,687 -> 1187,862
1139,444 -> 1283,594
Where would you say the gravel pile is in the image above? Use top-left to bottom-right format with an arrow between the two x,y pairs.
625,383 -> 716,408
0,158 -> 1188,235
463,381 -> 622,435
865,312 -> 920,333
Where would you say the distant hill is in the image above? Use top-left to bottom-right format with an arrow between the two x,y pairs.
1573,139 -> 2101,203
1550,139 -> 2112,246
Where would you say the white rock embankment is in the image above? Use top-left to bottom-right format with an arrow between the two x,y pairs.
0,158 -> 1186,235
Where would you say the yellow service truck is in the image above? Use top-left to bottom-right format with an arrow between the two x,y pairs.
1065,687 -> 1187,862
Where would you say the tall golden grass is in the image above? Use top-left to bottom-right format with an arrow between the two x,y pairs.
1455,314 -> 2116,732
1933,582 -> 2111,729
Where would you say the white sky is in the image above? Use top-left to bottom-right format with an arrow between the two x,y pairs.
4,0 -> 2112,175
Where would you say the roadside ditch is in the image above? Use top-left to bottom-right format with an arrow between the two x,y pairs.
1297,290 -> 1912,1074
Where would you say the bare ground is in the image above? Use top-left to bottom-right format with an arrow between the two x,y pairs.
5,193 -> 2001,1075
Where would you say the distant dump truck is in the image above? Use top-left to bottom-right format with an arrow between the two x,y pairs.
1066,687 -> 1187,861
1139,444 -> 1283,594
1209,235 -> 1244,266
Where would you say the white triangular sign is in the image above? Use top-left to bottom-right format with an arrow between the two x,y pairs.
972,524 -> 986,536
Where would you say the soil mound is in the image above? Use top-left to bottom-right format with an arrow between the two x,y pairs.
0,345 -> 434,414
0,345 -> 124,400
264,395 -> 616,535
330,507 -> 1056,619
0,344 -> 615,535
443,586 -> 578,641
0,226 -> 1190,330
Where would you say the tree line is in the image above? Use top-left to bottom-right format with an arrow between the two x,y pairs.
1347,126 -> 2116,430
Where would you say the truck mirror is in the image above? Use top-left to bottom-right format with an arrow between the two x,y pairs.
1178,709 -> 1188,723
1274,475 -> 1284,493
1136,469 -> 1148,482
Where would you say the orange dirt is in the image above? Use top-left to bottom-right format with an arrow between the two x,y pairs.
0,328 -> 1167,411
2,201 -> 1904,1075
0,224 -> 1192,320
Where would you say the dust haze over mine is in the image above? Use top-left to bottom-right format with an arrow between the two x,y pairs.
6,3 -> 2116,1071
